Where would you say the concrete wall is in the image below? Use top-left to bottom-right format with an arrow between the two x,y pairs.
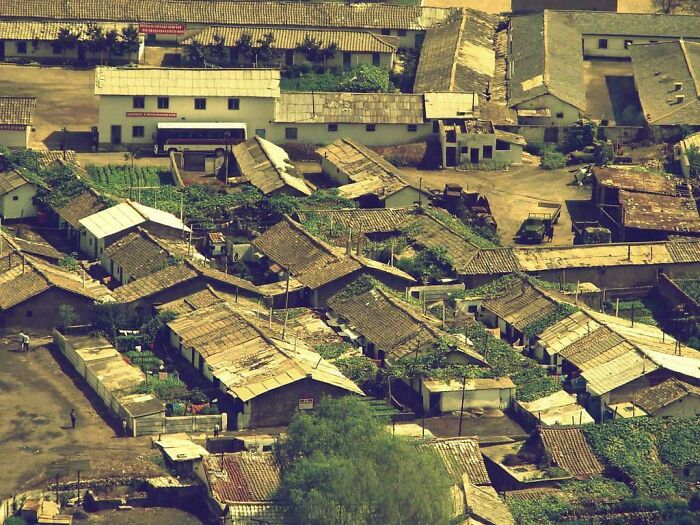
271,121 -> 433,147
0,126 -> 30,149
654,395 -> 700,418
582,36 -> 700,59
513,94 -> 582,127
422,384 -> 514,413
0,182 -> 36,219
1,288 -> 95,334
98,94 -> 276,148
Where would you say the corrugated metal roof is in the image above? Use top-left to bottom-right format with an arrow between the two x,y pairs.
79,200 -> 190,239
94,67 -> 280,98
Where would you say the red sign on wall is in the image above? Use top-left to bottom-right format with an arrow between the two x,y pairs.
138,24 -> 185,35
125,112 -> 177,118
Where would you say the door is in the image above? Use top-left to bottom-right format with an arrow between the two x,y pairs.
343,52 -> 351,71
544,127 -> 559,143
0,42 -> 5,60
78,44 -> 86,63
110,125 -> 121,145
470,148 -> 479,164
446,146 -> 457,167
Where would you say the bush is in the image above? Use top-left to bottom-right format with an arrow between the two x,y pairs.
339,63 -> 391,93
525,141 -> 546,156
314,342 -> 352,360
334,355 -> 382,394
6,517 -> 28,525
541,146 -> 567,170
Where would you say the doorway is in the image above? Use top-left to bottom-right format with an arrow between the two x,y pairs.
0,42 -> 5,60
470,147 -> 479,164
110,125 -> 121,145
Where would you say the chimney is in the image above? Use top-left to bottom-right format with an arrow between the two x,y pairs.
676,94 -> 685,104
674,82 -> 683,92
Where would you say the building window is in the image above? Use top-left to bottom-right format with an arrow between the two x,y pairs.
157,97 -> 169,109
51,42 -> 61,55
285,127 -> 298,140
624,39 -> 633,49
407,124 -> 417,132
372,53 -> 380,66
132,125 -> 145,138
228,98 -> 240,110
556,112 -> 564,119
194,98 -> 207,110
132,96 -> 145,109
366,124 -> 376,132
381,29 -> 391,35
460,146 -> 468,154
328,123 -> 338,132
483,145 -> 493,159
255,128 -> 266,138
598,39 -> 608,49
397,29 -> 407,37
12,195 -> 18,201
16,41 -> 27,54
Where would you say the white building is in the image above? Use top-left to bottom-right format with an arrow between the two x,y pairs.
0,163 -> 36,220
0,96 -> 36,148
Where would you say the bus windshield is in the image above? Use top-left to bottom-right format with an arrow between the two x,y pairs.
153,123 -> 247,155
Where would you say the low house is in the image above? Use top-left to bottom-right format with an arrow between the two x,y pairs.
252,216 -> 415,307
632,377 -> 700,418
53,188 -> 109,249
0,21 -> 143,64
0,251 -> 110,333
421,377 -> 516,414
0,161 -> 36,219
196,451 -> 283,525
0,96 -> 36,148
675,131 -> 700,178
182,26 -> 397,72
515,390 -> 594,429
438,119 -> 525,168
232,136 -> 312,197
591,167 -> 700,241
630,40 -> 700,130
167,302 -> 363,428
316,138 -> 425,208
530,426 -> 603,480
155,286 -> 226,316
78,200 -> 191,260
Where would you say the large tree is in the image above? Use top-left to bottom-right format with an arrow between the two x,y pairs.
275,396 -> 452,525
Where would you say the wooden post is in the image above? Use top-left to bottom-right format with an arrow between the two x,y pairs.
235,285 -> 239,303
282,266 -> 291,340
615,298 -> 619,318
269,307 -> 273,329
458,376 -> 467,437
575,281 -> 579,304
390,238 -> 395,267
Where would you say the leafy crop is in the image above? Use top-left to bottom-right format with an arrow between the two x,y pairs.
522,303 -> 579,339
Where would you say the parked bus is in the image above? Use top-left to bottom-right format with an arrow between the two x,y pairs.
152,122 -> 247,156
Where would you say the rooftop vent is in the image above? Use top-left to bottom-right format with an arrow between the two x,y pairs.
677,94 -> 685,104
674,82 -> 683,91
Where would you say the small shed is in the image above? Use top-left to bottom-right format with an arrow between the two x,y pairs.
515,390 -> 594,429
421,377 -> 516,414
0,161 -> 37,219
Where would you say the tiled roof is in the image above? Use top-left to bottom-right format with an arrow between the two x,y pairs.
634,378 -> 700,415
465,483 -> 515,525
104,229 -> 173,281
0,0 -> 453,30
422,437 -> 491,486
3,233 -> 65,262
414,10 -> 499,94
481,279 -> 560,331
54,189 -> 109,228
276,92 -> 425,124
461,247 -> 521,275
155,286 -> 224,315
203,452 -> 280,503
538,427 -> 603,479
316,139 -> 409,200
228,503 -> 283,525
233,136 -> 311,196
167,302 -> 363,400
94,67 -> 280,98
36,150 -> 80,169
0,97 -> 36,126
592,167 -> 684,196
558,326 -> 630,371
110,263 -> 198,303
667,239 -> 700,262
0,20 -> 128,41
184,26 -> 397,53
0,168 -> 32,195
295,208 -> 413,234
618,190 -> 700,233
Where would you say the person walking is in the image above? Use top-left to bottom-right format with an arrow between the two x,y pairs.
17,332 -> 25,352
213,423 -> 220,438
122,419 -> 128,437
70,409 -> 77,429
22,332 -> 30,353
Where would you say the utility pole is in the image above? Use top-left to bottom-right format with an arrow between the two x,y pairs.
458,375 -> 467,437
282,266 -> 292,339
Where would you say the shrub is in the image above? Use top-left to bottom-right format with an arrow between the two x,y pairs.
314,342 -> 352,360
541,146 -> 566,170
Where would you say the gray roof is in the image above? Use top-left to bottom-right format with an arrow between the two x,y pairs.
508,11 -> 585,111
630,40 -> 700,126
0,97 -> 36,126
554,10 -> 700,39
0,0 -> 453,30
414,10 -> 500,95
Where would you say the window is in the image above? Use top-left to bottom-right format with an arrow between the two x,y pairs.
397,29 -> 407,37
381,29 -> 391,36
132,96 -> 145,109
157,97 -> 169,109
194,98 -> 207,110
372,53 -> 380,66
366,124 -> 376,132
16,41 -> 27,54
460,146 -> 469,154
51,43 -> 61,55
598,39 -> 608,49
328,123 -> 338,132
483,145 -> 493,159
556,112 -> 564,119
285,127 -> 298,140
407,124 -> 417,132
26,311 -> 33,318
12,195 -> 18,201
624,39 -> 633,49
228,98 -> 240,110
132,125 -> 145,138
255,128 -> 266,138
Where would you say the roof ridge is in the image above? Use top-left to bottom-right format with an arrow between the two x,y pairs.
282,215 -> 342,262
679,39 -> 700,99
448,13 -> 467,92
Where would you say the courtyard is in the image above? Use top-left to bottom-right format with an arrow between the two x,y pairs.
583,59 -> 644,125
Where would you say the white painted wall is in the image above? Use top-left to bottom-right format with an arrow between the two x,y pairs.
514,94 -> 582,126
0,127 -> 30,149
582,35 -> 700,59
270,121 -> 433,147
0,183 -> 36,219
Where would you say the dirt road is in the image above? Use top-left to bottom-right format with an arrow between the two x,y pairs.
0,340 -> 166,499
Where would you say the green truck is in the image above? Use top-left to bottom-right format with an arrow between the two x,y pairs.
517,202 -> 562,244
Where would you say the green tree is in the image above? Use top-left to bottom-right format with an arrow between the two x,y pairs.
56,27 -> 79,63
105,29 -> 122,60
207,33 -> 226,63
85,23 -> 107,64
296,35 -> 337,67
541,145 -> 566,170
91,303 -> 130,342
234,33 -> 255,64
275,396 -> 452,525
58,304 -> 79,330
565,118 -> 598,152
185,39 -> 206,66
686,144 -> 700,179
256,32 -> 276,65
140,310 -> 177,347
339,64 -> 391,93
121,25 -> 140,63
